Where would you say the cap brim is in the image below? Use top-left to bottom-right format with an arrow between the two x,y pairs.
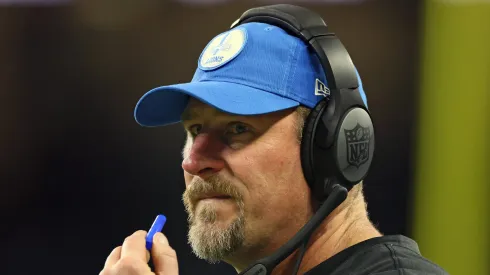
134,81 -> 300,127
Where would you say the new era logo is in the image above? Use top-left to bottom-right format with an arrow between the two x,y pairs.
315,79 -> 330,98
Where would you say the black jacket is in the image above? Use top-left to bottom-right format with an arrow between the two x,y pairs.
305,235 -> 449,275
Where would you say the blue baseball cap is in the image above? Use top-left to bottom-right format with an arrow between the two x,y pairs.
134,22 -> 367,127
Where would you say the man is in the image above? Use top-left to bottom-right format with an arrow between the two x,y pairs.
100,5 -> 449,275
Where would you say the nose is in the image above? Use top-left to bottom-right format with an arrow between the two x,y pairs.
182,133 -> 225,179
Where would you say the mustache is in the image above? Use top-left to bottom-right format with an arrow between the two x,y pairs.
182,175 -> 243,210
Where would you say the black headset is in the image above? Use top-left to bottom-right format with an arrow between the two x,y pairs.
230,4 -> 376,275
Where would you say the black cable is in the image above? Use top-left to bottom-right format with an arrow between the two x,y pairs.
291,234 -> 311,275
292,195 -> 330,275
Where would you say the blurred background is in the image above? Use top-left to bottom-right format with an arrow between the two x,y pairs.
1,0 -> 488,274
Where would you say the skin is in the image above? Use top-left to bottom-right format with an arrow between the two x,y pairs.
100,231 -> 178,275
101,98 -> 381,275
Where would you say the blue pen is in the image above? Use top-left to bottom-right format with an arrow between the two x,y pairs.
146,214 -> 167,250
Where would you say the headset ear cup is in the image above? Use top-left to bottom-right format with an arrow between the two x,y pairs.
300,100 -> 327,197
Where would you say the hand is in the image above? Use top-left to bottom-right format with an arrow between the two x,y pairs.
100,230 -> 179,275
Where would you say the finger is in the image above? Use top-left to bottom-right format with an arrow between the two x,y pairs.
152,232 -> 179,275
104,246 -> 122,269
121,230 -> 148,262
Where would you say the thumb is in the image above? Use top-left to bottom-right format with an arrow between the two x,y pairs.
152,232 -> 179,275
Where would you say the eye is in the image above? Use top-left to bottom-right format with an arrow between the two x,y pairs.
188,124 -> 202,136
227,122 -> 250,135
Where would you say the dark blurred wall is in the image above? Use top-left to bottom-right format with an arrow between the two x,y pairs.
0,1 -> 420,274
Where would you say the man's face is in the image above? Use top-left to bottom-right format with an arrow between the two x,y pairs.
181,98 -> 313,263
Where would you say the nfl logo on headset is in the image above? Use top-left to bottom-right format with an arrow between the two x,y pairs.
344,124 -> 370,168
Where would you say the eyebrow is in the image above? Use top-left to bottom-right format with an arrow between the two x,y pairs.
180,108 -> 197,122
181,107 -> 211,122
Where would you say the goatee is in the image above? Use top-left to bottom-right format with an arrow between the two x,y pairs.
182,175 -> 245,263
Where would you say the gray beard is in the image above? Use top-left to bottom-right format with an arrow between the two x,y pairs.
187,201 -> 245,263
182,176 -> 246,263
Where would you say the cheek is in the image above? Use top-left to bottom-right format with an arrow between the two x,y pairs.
231,143 -> 313,239
231,142 -> 305,212
258,144 -> 302,186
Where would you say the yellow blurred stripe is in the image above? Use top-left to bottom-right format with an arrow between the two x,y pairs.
414,1 -> 490,275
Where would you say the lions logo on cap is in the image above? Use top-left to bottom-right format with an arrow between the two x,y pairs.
198,27 -> 247,71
